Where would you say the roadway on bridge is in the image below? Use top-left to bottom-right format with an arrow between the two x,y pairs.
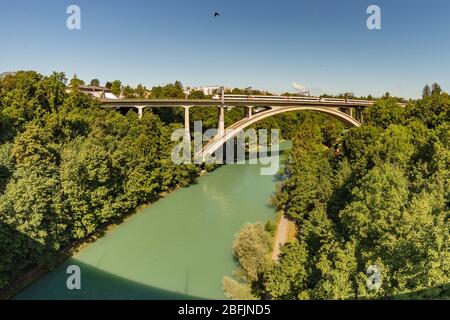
100,98 -> 374,108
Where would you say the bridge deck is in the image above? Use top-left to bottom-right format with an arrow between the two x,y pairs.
100,99 -> 374,108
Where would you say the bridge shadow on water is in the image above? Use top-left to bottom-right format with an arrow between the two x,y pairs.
16,260 -> 448,300
3,207 -> 449,300
0,220 -> 204,300
14,259 -> 205,300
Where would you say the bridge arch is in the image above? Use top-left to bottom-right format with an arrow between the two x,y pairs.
198,106 -> 361,159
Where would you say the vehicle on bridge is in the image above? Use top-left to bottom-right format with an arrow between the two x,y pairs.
211,94 -> 374,105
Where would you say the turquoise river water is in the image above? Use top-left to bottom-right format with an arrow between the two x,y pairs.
15,146 -> 289,300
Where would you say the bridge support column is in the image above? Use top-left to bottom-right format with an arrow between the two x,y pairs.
218,106 -> 225,136
344,108 -> 351,116
358,108 -> 364,123
353,108 -> 363,123
244,106 -> 253,119
184,106 -> 191,144
136,106 -> 145,119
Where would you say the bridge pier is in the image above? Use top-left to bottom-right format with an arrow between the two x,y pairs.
136,106 -> 145,119
184,106 -> 191,143
341,107 -> 352,117
218,106 -> 225,136
355,107 -> 364,123
244,106 -> 253,119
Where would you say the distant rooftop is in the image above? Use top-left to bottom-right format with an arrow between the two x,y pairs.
77,85 -> 112,92
67,84 -> 118,100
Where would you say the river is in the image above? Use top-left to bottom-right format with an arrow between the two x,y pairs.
14,144 -> 290,300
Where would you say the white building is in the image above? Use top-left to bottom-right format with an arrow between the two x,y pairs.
67,85 -> 119,99
184,86 -> 229,96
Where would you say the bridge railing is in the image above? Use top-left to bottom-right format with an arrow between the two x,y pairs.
211,94 -> 375,105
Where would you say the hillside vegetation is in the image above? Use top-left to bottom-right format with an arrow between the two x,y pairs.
226,91 -> 449,300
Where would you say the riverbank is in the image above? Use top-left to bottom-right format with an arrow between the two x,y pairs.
271,212 -> 297,262
13,156 -> 282,300
0,168 -> 213,300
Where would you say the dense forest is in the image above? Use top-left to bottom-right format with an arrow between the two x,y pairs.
225,89 -> 450,299
0,71 -> 203,290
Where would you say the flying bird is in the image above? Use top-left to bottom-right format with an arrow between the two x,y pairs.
214,12 -> 220,17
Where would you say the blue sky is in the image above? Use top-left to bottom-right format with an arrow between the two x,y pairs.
1,0 -> 450,98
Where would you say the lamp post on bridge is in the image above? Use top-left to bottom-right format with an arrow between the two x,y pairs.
217,86 -> 226,137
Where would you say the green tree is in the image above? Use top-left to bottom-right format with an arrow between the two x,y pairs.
90,79 -> 100,86
232,223 -> 272,281
364,99 -> 404,129
69,74 -> 84,90
110,80 -> 122,96
0,71 -> 204,290
431,82 -> 442,96
188,90 -> 206,99
0,71 -> 65,127
422,84 -> 431,98
135,84 -> 147,98
406,92 -> 450,128
0,143 -> 14,194
223,276 -> 256,300
122,85 -> 135,98
151,82 -> 185,99
263,242 -> 309,299
257,86 -> 450,299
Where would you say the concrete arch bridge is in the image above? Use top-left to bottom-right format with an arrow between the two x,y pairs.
100,95 -> 373,160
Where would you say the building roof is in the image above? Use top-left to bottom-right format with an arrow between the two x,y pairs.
77,85 -> 112,92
